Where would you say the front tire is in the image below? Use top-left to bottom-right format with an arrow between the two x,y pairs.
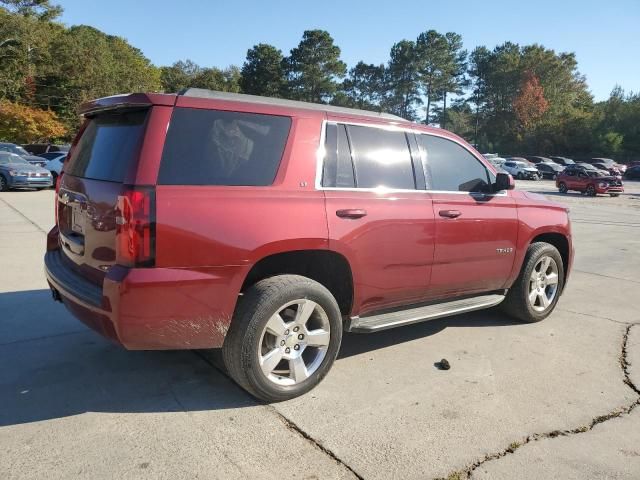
558,182 -> 568,194
223,275 -> 343,402
501,242 -> 564,323
0,175 -> 9,192
517,172 -> 524,180
610,193 -> 619,197
586,184 -> 596,196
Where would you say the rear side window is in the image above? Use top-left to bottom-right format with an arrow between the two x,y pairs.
347,125 -> 415,189
65,110 -> 148,182
158,108 -> 291,186
418,134 -> 491,192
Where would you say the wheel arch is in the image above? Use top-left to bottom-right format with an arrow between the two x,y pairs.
240,249 -> 354,316
528,232 -> 570,285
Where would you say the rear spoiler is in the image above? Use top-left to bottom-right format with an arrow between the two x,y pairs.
78,93 -> 176,116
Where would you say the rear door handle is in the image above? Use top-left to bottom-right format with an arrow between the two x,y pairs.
439,209 -> 462,219
336,209 -> 367,219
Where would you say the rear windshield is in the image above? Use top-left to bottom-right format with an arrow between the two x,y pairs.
158,108 -> 291,186
65,109 -> 148,182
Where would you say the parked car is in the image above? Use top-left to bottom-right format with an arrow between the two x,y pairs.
22,143 -> 70,155
536,162 -> 564,179
502,159 -> 541,179
556,168 -> 623,196
43,153 -> 66,184
486,156 -> 507,169
624,166 -> 640,180
550,156 -> 575,166
591,162 -> 622,176
525,156 -> 556,165
587,157 -> 626,173
0,142 -> 47,167
0,152 -> 53,191
45,89 -> 574,402
38,151 -> 69,161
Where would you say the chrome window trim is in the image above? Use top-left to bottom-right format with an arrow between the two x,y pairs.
314,119 -> 508,197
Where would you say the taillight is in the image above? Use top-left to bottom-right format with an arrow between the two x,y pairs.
115,186 -> 155,267
54,171 -> 63,225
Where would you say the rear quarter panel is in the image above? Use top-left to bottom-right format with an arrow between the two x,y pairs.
143,112 -> 327,348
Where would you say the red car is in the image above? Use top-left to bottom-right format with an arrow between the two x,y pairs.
45,90 -> 574,401
556,167 -> 624,197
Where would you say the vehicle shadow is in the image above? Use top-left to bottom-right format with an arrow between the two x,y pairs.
339,310 -> 519,359
0,289 -> 519,427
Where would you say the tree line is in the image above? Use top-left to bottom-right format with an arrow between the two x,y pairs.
1,0 -> 638,160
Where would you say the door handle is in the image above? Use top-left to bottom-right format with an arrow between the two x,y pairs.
439,209 -> 462,218
336,209 -> 367,219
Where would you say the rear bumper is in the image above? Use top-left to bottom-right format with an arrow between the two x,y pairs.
44,246 -> 248,350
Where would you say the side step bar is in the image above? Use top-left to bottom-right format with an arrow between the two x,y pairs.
348,294 -> 506,333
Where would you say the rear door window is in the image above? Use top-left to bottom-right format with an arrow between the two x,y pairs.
158,108 -> 291,186
346,125 -> 415,190
65,109 -> 148,182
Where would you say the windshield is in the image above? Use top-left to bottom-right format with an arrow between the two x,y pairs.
0,153 -> 29,165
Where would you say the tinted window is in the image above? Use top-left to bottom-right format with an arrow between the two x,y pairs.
322,123 -> 355,188
65,110 -> 148,182
159,108 -> 291,186
504,162 -> 515,167
347,125 -> 415,189
418,135 -> 491,192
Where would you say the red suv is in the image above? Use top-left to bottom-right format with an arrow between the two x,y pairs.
45,89 -> 574,401
556,167 -> 624,197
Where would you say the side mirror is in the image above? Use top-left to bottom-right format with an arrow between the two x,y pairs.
494,172 -> 514,192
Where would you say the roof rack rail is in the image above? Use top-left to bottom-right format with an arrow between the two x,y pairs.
178,88 -> 407,122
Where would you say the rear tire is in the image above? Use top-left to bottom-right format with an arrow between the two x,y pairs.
558,182 -> 568,194
501,242 -> 564,323
223,275 -> 342,402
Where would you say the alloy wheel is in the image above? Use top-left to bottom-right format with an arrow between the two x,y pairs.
258,299 -> 331,386
528,256 -> 559,312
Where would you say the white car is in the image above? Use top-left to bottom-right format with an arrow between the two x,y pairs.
44,153 -> 66,183
502,160 -> 541,180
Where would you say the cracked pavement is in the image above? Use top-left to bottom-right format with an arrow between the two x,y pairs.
1,180 -> 639,479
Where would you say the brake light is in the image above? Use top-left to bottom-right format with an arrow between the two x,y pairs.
54,171 -> 63,225
115,186 -> 155,267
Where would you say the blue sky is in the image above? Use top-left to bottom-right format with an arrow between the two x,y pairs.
57,0 -> 639,101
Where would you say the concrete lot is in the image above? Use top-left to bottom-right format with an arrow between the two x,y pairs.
1,180 -> 639,480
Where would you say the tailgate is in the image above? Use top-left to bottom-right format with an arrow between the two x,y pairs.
57,109 -> 149,285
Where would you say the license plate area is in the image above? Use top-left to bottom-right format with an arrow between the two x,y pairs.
71,204 -> 85,235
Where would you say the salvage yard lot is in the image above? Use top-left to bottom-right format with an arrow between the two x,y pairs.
1,180 -> 639,480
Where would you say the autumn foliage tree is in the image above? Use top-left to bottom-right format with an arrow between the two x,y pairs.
513,71 -> 549,129
0,99 -> 66,142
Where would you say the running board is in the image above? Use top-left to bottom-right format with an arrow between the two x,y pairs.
348,294 -> 506,333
